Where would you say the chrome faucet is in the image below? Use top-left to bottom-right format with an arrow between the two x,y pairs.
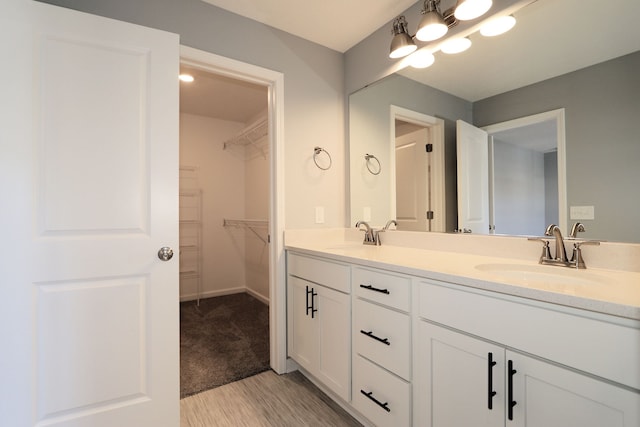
382,219 -> 398,231
355,221 -> 379,245
545,224 -> 568,263
529,224 -> 600,269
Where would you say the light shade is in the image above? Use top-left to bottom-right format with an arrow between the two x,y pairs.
416,11 -> 448,41
390,33 -> 417,58
389,16 -> 417,59
409,50 -> 435,68
441,37 -> 472,54
480,15 -> 516,37
454,0 -> 492,21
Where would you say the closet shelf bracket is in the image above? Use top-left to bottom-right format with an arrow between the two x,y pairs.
223,219 -> 269,244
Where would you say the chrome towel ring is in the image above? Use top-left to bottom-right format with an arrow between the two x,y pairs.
313,146 -> 332,170
365,153 -> 381,175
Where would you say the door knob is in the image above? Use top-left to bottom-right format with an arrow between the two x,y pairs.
157,247 -> 174,261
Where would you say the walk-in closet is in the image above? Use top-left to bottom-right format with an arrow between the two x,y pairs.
178,65 -> 270,398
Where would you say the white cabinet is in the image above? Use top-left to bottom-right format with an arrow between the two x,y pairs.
287,252 -> 351,401
415,280 -> 640,427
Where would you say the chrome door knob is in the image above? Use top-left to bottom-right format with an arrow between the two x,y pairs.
157,247 -> 174,261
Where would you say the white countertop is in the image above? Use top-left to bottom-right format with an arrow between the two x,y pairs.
284,229 -> 640,321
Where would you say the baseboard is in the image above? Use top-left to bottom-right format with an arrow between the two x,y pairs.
246,287 -> 269,305
179,286 -> 245,302
180,286 -> 270,304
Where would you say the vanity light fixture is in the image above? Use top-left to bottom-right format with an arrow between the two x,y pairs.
441,37 -> 472,54
389,16 -> 417,59
179,74 -> 194,82
408,50 -> 436,68
454,0 -> 493,21
480,15 -> 516,37
416,0 -> 449,42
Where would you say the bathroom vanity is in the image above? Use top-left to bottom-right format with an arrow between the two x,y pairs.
285,229 -> 640,427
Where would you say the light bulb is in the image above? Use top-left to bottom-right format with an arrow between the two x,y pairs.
480,15 -> 516,37
409,50 -> 436,68
179,74 -> 194,82
441,37 -> 472,54
454,0 -> 493,21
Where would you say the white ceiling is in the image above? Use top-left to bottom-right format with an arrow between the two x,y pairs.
200,0 -> 417,53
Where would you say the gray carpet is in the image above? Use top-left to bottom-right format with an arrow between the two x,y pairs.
180,293 -> 270,398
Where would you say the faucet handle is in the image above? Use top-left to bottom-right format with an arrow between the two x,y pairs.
528,237 -> 552,262
570,240 -> 600,269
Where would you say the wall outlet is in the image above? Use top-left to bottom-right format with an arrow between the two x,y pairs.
315,206 -> 325,224
363,207 -> 371,222
570,205 -> 595,220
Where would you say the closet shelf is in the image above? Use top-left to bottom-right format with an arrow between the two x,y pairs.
223,218 -> 269,244
223,118 -> 268,150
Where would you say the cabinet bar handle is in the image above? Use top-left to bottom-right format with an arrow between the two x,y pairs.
487,352 -> 497,410
360,330 -> 391,345
305,286 -> 312,316
508,360 -> 517,421
311,289 -> 318,318
360,389 -> 391,413
359,284 -> 390,294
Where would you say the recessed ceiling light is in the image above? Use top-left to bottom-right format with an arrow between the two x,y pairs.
179,74 -> 194,83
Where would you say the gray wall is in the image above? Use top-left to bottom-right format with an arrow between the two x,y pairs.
350,74 -> 471,230
40,0 -> 347,229
474,51 -> 640,242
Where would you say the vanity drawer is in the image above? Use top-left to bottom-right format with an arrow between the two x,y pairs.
417,279 -> 640,391
354,298 -> 410,380
352,355 -> 410,427
353,267 -> 410,312
287,252 -> 350,293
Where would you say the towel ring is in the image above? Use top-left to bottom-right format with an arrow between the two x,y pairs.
365,153 -> 381,175
313,147 -> 332,170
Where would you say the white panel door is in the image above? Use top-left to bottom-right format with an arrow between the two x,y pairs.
415,321 -> 504,427
456,120 -> 490,234
0,1 -> 179,426
396,128 -> 430,231
508,351 -> 640,427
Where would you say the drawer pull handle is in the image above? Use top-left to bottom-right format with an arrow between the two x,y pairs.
487,352 -> 497,410
508,360 -> 517,420
359,284 -> 390,295
360,330 -> 390,345
361,389 -> 390,413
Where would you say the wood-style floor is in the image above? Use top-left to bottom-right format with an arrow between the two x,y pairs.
181,370 -> 363,426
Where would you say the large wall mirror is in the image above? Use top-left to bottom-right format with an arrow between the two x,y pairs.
349,0 -> 640,243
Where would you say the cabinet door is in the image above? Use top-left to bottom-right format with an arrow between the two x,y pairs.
316,284 -> 351,401
507,351 -> 640,427
415,321 -> 504,427
287,276 -> 318,371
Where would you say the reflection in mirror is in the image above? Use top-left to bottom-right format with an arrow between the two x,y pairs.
349,0 -> 640,243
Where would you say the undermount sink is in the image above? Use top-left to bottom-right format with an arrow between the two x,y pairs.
474,263 -> 615,287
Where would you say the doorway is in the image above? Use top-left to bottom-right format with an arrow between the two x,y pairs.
178,63 -> 271,397
178,46 -> 287,384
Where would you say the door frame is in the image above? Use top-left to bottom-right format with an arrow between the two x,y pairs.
482,108 -> 567,234
390,105 -> 446,232
179,46 -> 287,374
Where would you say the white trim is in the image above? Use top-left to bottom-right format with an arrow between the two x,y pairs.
179,46 -> 287,374
390,105 -> 446,232
482,108 -> 567,233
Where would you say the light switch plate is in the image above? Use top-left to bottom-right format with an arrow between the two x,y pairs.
570,205 -> 595,220
363,207 -> 371,222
